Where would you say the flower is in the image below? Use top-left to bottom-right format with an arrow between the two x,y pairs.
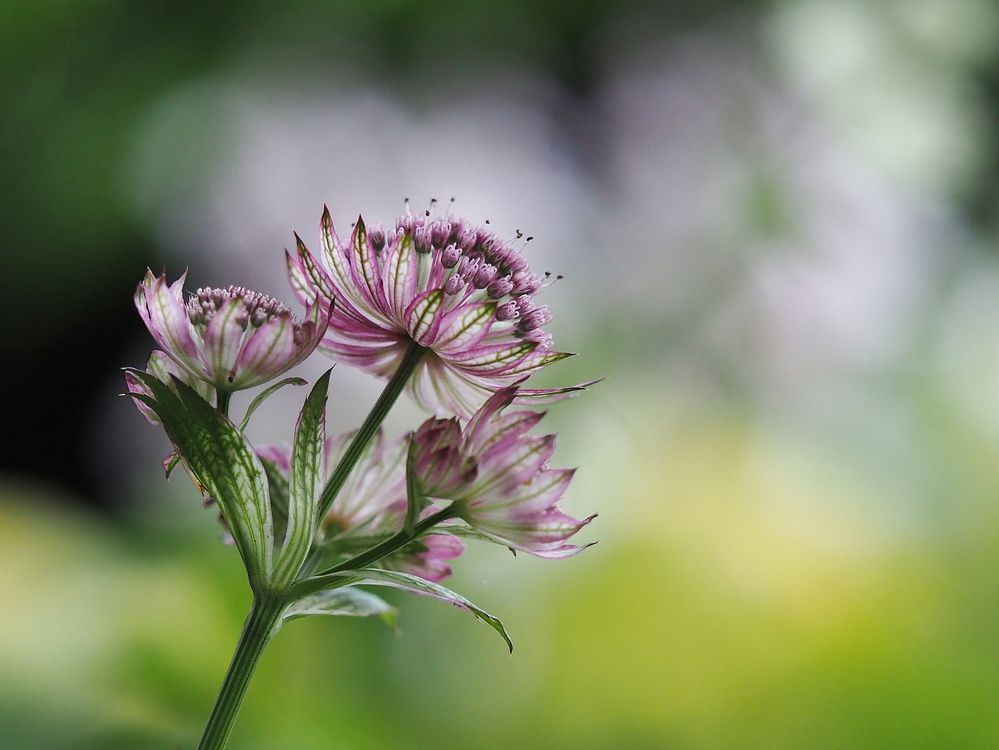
134,270 -> 329,392
287,207 -> 575,417
409,387 -> 595,558
257,430 -> 464,582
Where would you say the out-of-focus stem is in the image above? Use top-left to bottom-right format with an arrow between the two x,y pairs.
196,595 -> 286,750
315,342 -> 426,521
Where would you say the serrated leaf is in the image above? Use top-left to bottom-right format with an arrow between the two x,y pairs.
238,377 -> 308,431
283,586 -> 397,627
272,370 -> 330,586
128,373 -> 274,584
297,568 -> 512,652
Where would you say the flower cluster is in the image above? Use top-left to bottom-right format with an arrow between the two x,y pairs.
125,204 -> 595,666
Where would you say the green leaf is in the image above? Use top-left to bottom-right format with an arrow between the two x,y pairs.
259,455 -> 290,544
238,377 -> 308,432
272,369 -> 331,586
128,372 -> 274,584
299,568 -> 513,652
283,586 -> 397,627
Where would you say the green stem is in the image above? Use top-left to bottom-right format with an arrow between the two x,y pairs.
216,389 -> 232,416
316,342 -> 427,521
293,506 -> 457,597
197,596 -> 287,750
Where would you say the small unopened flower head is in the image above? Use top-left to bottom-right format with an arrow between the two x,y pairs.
409,387 -> 595,559
409,418 -> 478,498
134,270 -> 330,391
287,206 -> 573,417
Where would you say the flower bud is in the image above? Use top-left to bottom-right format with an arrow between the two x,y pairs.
410,418 -> 477,497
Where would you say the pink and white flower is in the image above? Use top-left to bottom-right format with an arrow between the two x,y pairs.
134,270 -> 329,392
258,430 -> 464,582
409,387 -> 595,558
287,207 -> 574,417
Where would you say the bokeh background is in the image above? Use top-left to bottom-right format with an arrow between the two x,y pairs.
3,0 -> 999,747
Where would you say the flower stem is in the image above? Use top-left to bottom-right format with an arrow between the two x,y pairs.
197,595 -> 287,750
316,342 -> 426,521
293,506 -> 458,597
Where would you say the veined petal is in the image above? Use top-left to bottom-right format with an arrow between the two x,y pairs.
448,341 -> 536,375
297,298 -> 333,355
234,313 -> 295,387
124,370 -> 161,425
435,301 -> 496,353
321,207 -> 379,319
469,525 -> 596,559
473,434 -> 555,494
512,379 -> 601,404
141,272 -> 202,374
405,289 -> 445,346
349,217 -> 389,314
478,468 -> 574,513
471,410 -> 547,459
500,350 -> 573,377
464,387 -> 518,447
383,232 -> 419,321
203,297 -> 249,385
287,238 -> 337,307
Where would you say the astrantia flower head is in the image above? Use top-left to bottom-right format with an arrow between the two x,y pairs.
134,270 -> 329,391
409,387 -> 595,558
287,206 -> 573,417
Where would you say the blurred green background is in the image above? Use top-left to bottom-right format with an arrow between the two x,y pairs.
3,0 -> 999,747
